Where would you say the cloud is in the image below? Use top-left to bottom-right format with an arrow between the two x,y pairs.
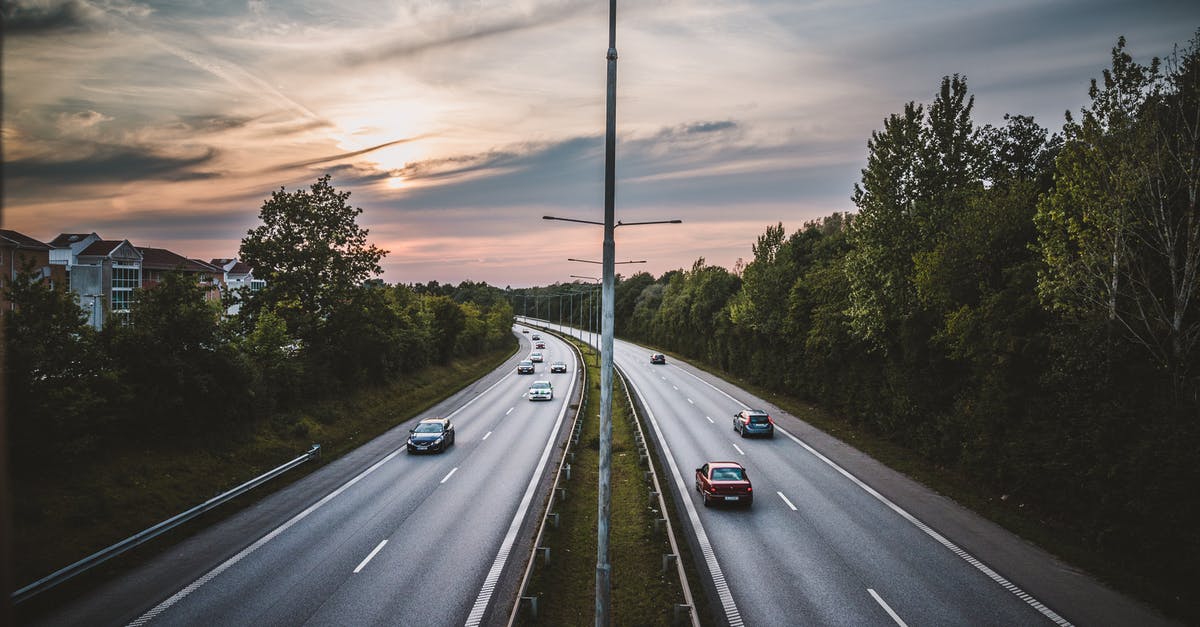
265,136 -> 427,174
337,0 -> 593,67
5,143 -> 220,184
0,0 -> 95,34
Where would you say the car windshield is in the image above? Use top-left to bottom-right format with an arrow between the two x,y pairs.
532,382 -> 551,389
414,423 -> 443,433
711,467 -> 745,481
520,361 -> 532,366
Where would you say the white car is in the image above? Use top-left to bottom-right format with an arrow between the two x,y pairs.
530,351 -> 544,362
528,380 -> 553,401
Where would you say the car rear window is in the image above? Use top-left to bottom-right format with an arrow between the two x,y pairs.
749,414 -> 769,424
711,467 -> 745,481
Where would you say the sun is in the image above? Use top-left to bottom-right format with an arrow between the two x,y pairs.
385,176 -> 407,190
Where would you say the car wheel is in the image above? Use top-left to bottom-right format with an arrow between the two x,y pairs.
702,494 -> 711,508
740,429 -> 747,438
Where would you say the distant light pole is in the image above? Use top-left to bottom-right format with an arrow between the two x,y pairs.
571,275 -> 602,350
547,232 -> 679,626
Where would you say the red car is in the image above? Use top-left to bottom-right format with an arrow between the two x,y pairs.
535,342 -> 546,349
695,461 -> 753,507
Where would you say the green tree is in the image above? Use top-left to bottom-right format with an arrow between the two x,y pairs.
845,76 -> 986,349
1036,33 -> 1200,395
104,271 -> 253,438
3,264 -> 105,466
240,175 -> 387,342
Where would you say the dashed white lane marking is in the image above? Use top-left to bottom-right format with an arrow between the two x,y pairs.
777,491 -> 797,511
353,540 -> 387,574
505,407 -> 514,416
129,364 -> 522,625
706,416 -> 714,424
672,385 -> 679,390
465,344 -> 578,626
869,588 -> 908,627
670,363 -> 1074,627
687,398 -> 694,404
482,431 -> 492,441
440,467 -> 458,484
732,443 -> 745,456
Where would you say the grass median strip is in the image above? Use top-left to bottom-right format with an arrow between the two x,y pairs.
518,340 -> 690,626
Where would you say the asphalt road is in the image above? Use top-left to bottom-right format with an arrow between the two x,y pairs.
526,317 -> 1175,627
32,328 -> 577,627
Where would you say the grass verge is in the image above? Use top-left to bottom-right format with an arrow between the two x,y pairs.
11,342 -> 516,610
518,340 -> 688,626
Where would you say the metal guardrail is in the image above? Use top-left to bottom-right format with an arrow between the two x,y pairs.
616,363 -> 700,627
12,443 -> 322,604
507,326 -> 589,626
509,320 -> 697,626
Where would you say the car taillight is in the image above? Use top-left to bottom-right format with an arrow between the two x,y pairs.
746,485 -> 752,492
767,416 -> 774,425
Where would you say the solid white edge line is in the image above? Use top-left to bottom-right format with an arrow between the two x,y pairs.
671,364 -> 1074,627
127,359 -> 521,626
483,431 -> 492,441
441,467 -> 458,484
464,339 -> 578,627
353,540 -> 388,574
868,588 -> 909,627
622,370 -> 744,627
732,443 -> 745,456
777,491 -> 798,511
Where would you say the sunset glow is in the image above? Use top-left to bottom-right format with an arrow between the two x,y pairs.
3,0 -> 1196,286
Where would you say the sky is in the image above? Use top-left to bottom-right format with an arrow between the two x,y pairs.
3,0 -> 1198,287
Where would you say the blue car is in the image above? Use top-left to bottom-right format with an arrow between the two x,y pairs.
733,410 -> 774,438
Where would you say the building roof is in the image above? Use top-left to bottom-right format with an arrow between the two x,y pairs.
210,258 -> 253,275
0,229 -> 51,250
188,258 -> 223,273
48,233 -> 97,248
77,240 -> 126,257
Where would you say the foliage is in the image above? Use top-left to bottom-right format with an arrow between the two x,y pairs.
1036,33 -> 1200,395
560,38 -> 1199,618
239,174 -> 387,343
3,264 -> 106,468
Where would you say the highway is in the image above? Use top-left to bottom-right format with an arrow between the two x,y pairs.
526,317 -> 1174,627
33,328 -> 577,627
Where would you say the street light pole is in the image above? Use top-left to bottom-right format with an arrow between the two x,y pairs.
597,0 -> 618,622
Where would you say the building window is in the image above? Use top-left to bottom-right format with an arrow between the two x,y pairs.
113,266 -> 139,289
111,265 -> 139,322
